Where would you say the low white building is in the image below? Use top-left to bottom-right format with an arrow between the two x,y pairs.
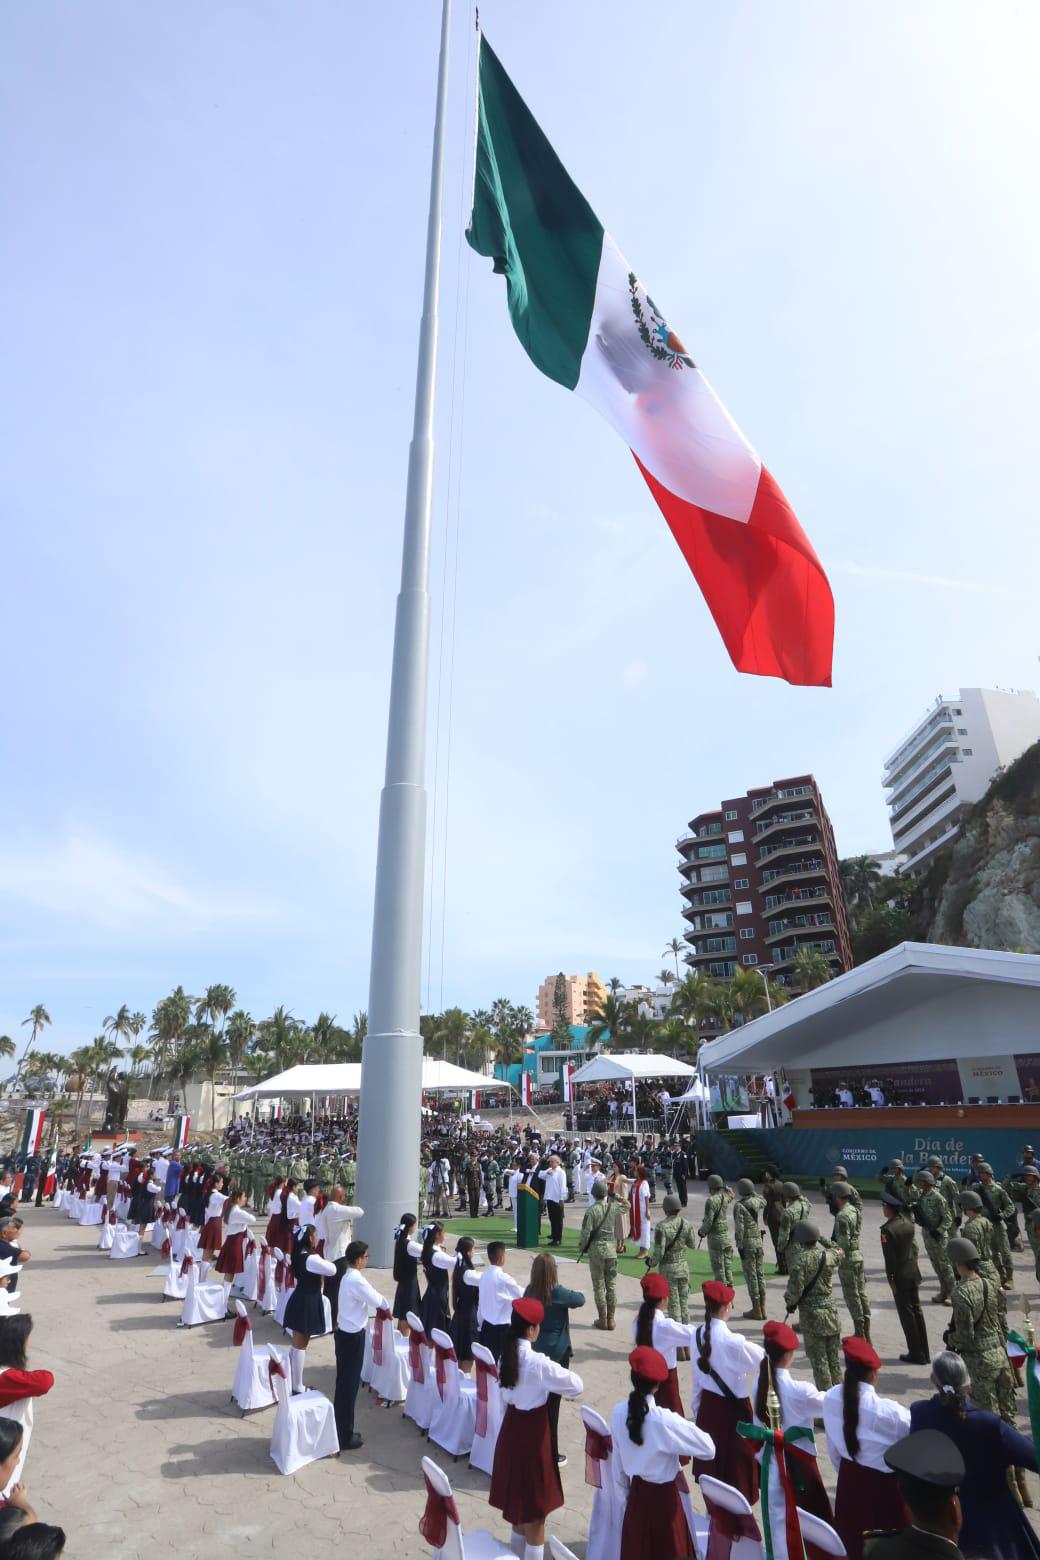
882,687 -> 1040,876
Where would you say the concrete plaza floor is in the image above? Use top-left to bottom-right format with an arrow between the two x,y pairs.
22,1191 -> 1040,1557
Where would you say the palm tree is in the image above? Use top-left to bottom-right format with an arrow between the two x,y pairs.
626,1013 -> 660,1052
729,967 -> 772,1026
658,968 -> 676,989
225,1010 -> 255,1094
149,986 -> 193,1097
585,994 -> 631,1052
792,948 -> 834,993
17,1005 -> 51,1080
68,1046 -> 95,1128
103,1004 -> 134,1054
127,1043 -> 152,1082
840,855 -> 885,911
163,1039 -> 202,1114
309,1013 -> 338,1063
0,1037 -> 15,1064
511,1005 -> 534,1038
261,1007 -> 299,1073
433,1008 -> 471,1067
656,1017 -> 695,1057
662,938 -> 685,979
607,977 -> 622,996
670,972 -> 720,1032
196,983 -> 237,1037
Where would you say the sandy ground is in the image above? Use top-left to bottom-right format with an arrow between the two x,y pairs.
19,1191 -> 1040,1557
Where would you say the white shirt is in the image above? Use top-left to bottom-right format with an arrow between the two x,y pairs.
688,1317 -> 765,1417
610,1395 -> 714,1486
543,1167 -> 567,1203
337,1266 -> 389,1333
474,1263 -> 522,1326
752,1367 -> 825,1456
205,1192 -> 228,1222
631,1311 -> 689,1371
298,1194 -> 317,1225
225,1206 -> 256,1237
286,1192 -> 301,1221
822,1381 -> 911,1473
322,1202 -> 364,1263
507,1170 -> 521,1206
304,1252 -> 336,1279
267,1194 -> 281,1217
407,1240 -> 455,1273
501,1339 -> 582,1411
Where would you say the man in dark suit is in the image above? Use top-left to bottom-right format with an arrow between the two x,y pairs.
670,1141 -> 689,1207
880,1191 -> 930,1364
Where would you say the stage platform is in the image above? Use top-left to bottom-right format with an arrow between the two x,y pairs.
791,1104 -> 1040,1130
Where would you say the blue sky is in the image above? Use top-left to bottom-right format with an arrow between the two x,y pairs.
3,1 -> 1038,1056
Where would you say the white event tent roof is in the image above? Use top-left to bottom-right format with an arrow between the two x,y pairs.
236,1058 -> 506,1100
570,1054 -> 697,1084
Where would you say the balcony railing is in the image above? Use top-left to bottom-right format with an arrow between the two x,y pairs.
757,832 -> 819,863
749,784 -> 814,817
765,914 -> 833,943
771,938 -> 837,966
882,722 -> 955,793
888,757 -> 959,826
753,809 -> 817,838
763,886 -> 832,911
761,859 -> 825,885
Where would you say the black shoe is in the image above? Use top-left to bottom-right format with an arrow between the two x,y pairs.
556,1453 -> 568,1467
341,1433 -> 363,1451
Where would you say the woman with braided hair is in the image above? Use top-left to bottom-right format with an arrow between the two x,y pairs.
751,1319 -> 832,1524
687,1279 -> 763,1502
610,1345 -> 714,1560
822,1336 -> 910,1560
632,1272 -> 688,1417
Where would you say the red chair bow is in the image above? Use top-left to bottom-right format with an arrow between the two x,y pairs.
372,1315 -> 385,1368
233,1313 -> 252,1347
704,1496 -> 761,1560
284,1264 -> 296,1292
434,1340 -> 458,1398
244,1237 -> 256,1258
417,1473 -> 460,1548
474,1355 -> 499,1437
161,1237 -> 172,1259
176,1212 -> 187,1230
98,1205 -> 108,1225
584,1424 -> 613,1488
180,1254 -> 193,1277
258,1249 -> 268,1291
268,1357 -> 287,1391
274,1258 -> 286,1287
408,1330 -> 427,1384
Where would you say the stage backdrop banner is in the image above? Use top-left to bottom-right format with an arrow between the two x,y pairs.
956,1055 -> 1021,1101
702,1125 -> 1037,1183
808,1059 -> 963,1105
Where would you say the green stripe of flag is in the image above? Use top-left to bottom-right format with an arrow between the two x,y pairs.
466,35 -> 603,390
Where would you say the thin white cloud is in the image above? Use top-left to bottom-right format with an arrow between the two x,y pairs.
833,560 -> 1011,595
0,831 -> 269,934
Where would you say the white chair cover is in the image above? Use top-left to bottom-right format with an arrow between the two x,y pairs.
419,1455 -> 514,1560
361,1310 -> 375,1387
273,1250 -> 293,1328
257,1242 -> 277,1314
109,1225 -> 141,1260
268,1349 -> 339,1475
232,1236 -> 259,1305
53,1189 -> 67,1211
548,1539 -> 581,1560
700,1475 -> 765,1560
582,1406 -> 625,1560
171,1212 -> 190,1261
178,1256 -> 230,1326
468,1343 -> 504,1477
162,1252 -> 188,1301
403,1313 -> 436,1431
369,1307 -> 410,1405
79,1198 -> 105,1227
97,1209 -> 115,1252
428,1328 -> 477,1458
796,1509 -> 847,1557
150,1211 -> 169,1252
230,1300 -> 276,1413
66,1196 -> 83,1221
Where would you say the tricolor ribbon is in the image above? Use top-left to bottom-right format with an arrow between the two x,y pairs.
737,1420 -> 815,1560
417,1473 -> 460,1549
703,1495 -> 762,1560
408,1330 -> 427,1384
233,1313 -> 251,1347
584,1423 -> 612,1488
1009,1331 -> 1040,1457
474,1355 -> 498,1436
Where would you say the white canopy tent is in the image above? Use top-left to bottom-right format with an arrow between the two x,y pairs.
235,1057 -> 509,1101
570,1052 -> 698,1128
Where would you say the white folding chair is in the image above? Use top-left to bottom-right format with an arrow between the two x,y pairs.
796,1509 -> 847,1556
162,1249 -> 189,1301
419,1455 -> 514,1560
370,1306 -> 410,1406
231,1235 -> 259,1305
427,1328 -> 477,1459
403,1313 -> 436,1431
257,1241 -> 276,1313
274,1250 -> 294,1328
109,1225 -> 141,1260
581,1406 -> 625,1560
700,1475 -> 764,1560
97,1207 -> 115,1252
268,1348 -> 338,1475
178,1255 -> 230,1327
548,1539 -> 580,1560
468,1343 -> 503,1476
230,1300 -> 277,1413
79,1198 -> 104,1227
66,1195 -> 82,1221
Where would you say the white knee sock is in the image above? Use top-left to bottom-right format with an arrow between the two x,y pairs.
522,1545 -> 543,1560
290,1347 -> 305,1392
509,1534 -> 524,1557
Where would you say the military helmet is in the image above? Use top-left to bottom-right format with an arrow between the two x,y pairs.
781,1181 -> 801,1199
662,1193 -> 681,1215
591,1177 -> 608,1200
833,1165 -> 849,1179
959,1189 -> 983,1211
707,1174 -> 724,1192
829,1182 -> 850,1202
735,1178 -> 754,1197
977,1162 -> 994,1176
792,1220 -> 820,1246
947,1236 -> 980,1268
916,1170 -> 935,1187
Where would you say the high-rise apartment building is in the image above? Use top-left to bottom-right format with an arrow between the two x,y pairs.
677,775 -> 852,983
883,688 -> 1040,877
534,971 -> 607,1033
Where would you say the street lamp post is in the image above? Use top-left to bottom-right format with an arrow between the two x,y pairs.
754,968 -> 774,1011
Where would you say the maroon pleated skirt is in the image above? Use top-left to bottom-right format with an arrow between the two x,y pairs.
214,1231 -> 246,1277
693,1390 -> 759,1505
200,1215 -> 224,1251
621,1474 -> 693,1560
835,1460 -> 908,1560
657,1367 -> 685,1418
489,1402 -> 563,1526
265,1215 -> 292,1251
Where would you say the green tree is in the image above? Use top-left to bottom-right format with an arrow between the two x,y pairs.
225,1010 -> 256,1092
551,974 -> 568,1034
433,1007 -> 471,1066
655,1017 -> 695,1057
585,993 -> 631,1051
840,854 -> 885,911
18,1004 -> 51,1079
149,986 -> 193,1096
260,1006 -> 300,1073
626,1013 -> 660,1051
791,947 -> 834,993
103,1004 -> 134,1053
662,937 -> 685,979
0,1037 -> 15,1064
192,1025 -> 228,1130
127,1044 -> 153,1082
196,983 -> 237,1037
670,972 -> 720,1032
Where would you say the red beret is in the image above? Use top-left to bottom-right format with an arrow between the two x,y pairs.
629,1346 -> 669,1384
763,1320 -> 799,1353
512,1297 -> 544,1327
702,1280 -> 735,1306
842,1335 -> 881,1371
640,1272 -> 670,1301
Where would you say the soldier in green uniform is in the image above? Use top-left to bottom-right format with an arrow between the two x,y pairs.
913,1169 -> 954,1304
698,1174 -> 734,1286
958,1191 -> 1008,1329
945,1234 -> 1017,1422
732,1178 -> 767,1322
925,1156 -> 961,1230
880,1160 -> 918,1209
880,1190 -> 930,1365
976,1163 -> 1015,1287
290,1151 -> 309,1188
1029,1202 -> 1040,1284
831,1182 -> 871,1339
831,1165 -> 863,1212
258,1153 -> 276,1213
1012,1165 -> 1040,1275
776,1181 -> 812,1275
646,1192 -> 696,1323
783,1220 -> 842,1389
579,1176 -> 625,1330
761,1165 -> 785,1269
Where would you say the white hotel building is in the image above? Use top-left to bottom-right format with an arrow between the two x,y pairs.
883,687 -> 1040,876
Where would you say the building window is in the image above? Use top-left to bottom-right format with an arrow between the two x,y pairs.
962,748 -> 973,755
727,829 -> 744,844
708,960 -> 735,978
724,809 -> 738,821
957,727 -> 967,735
736,900 -> 753,915
953,708 -> 962,715
730,853 -> 747,867
698,843 -> 727,860
702,889 -> 731,906
734,877 -> 749,889
739,927 -> 756,940
742,953 -> 759,965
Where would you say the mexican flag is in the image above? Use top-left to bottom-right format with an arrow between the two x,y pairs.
20,1108 -> 46,1157
467,36 -> 833,687
172,1115 -> 190,1150
520,1071 -> 532,1108
562,1062 -> 574,1104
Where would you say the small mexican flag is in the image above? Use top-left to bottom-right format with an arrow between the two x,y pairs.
520,1072 -> 532,1108
467,36 -> 833,688
562,1063 -> 574,1104
470,1089 -> 481,1112
172,1115 -> 190,1150
43,1141 -> 58,1200
21,1108 -> 46,1157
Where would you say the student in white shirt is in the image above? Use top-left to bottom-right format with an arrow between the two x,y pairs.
632,1273 -> 689,1417
213,1190 -> 256,1283
688,1279 -> 765,1504
488,1298 -> 583,1560
334,1239 -> 390,1452
542,1156 -> 567,1247
507,1163 -> 521,1228
321,1186 -> 364,1323
823,1336 -> 911,1560
611,1346 -> 714,1560
471,1240 -> 522,1361
752,1319 -> 832,1526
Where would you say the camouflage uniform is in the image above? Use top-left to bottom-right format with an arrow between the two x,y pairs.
960,1212 -> 1008,1337
784,1236 -> 843,1389
698,1185 -> 734,1286
647,1207 -> 697,1323
928,1164 -> 962,1230
342,1157 -> 357,1203
914,1185 -> 954,1301
830,1171 -> 863,1213
1026,1194 -> 1040,1281
581,1187 -> 626,1325
881,1166 -> 918,1210
732,1190 -> 767,1319
946,1261 -> 1016,1424
776,1191 -> 812,1272
977,1177 -> 1015,1286
831,1198 -> 871,1337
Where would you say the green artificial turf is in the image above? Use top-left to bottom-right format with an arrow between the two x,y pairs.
442,1211 -> 776,1289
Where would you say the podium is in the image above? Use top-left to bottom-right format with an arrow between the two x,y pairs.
516,1184 -> 542,1249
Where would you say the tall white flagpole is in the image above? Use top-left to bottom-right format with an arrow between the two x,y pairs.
355,0 -> 453,1268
